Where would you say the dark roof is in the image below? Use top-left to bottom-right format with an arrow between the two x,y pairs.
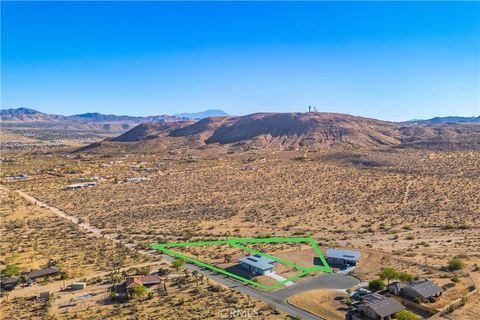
362,293 -> 405,318
405,279 -> 443,298
326,248 -> 360,261
26,267 -> 60,279
1,276 -> 19,285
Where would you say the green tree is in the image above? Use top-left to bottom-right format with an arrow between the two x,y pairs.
448,258 -> 465,271
130,285 -> 148,298
398,272 -> 415,283
1,264 -> 22,277
396,310 -> 419,320
368,279 -> 386,292
171,258 -> 185,271
378,267 -> 398,285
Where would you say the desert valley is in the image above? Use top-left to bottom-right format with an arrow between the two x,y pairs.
1,108 -> 479,320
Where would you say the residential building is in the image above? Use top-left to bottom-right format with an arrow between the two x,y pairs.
401,279 -> 443,302
25,267 -> 60,280
353,293 -> 405,320
326,248 -> 361,267
239,254 -> 277,275
125,275 -> 161,289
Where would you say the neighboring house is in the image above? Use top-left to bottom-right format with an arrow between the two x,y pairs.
353,293 -> 405,320
326,248 -> 361,267
78,177 -> 100,182
68,282 -> 87,290
5,174 -> 29,182
239,254 -> 277,275
65,182 -> 97,190
125,275 -> 161,289
25,267 -> 60,281
386,281 -> 406,295
401,279 -> 443,302
126,177 -> 149,183
1,276 -> 19,290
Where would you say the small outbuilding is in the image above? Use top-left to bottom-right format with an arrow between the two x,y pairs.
326,248 -> 361,267
386,281 -> 406,295
239,254 -> 277,275
1,276 -> 19,290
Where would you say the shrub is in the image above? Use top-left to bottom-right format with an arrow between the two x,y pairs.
396,310 -> 419,320
368,279 -> 385,292
448,258 -> 465,271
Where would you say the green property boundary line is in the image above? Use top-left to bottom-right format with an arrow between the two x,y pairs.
150,237 -> 332,290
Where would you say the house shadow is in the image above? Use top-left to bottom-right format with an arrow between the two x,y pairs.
224,264 -> 256,280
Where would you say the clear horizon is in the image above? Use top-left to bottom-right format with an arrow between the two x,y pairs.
2,1 -> 479,121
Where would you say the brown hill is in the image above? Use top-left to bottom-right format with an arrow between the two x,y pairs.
77,112 -> 480,153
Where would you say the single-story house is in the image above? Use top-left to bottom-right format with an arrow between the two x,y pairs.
386,281 -> 406,295
1,276 -> 19,290
126,177 -> 149,183
401,279 -> 443,302
65,182 -> 97,190
68,282 -> 87,291
353,293 -> 405,320
25,267 -> 60,280
125,275 -> 161,289
326,248 -> 361,267
5,174 -> 29,182
239,254 -> 277,275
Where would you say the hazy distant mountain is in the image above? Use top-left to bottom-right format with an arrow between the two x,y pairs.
406,116 -> 480,125
174,109 -> 229,119
0,107 -> 42,115
1,107 -> 226,122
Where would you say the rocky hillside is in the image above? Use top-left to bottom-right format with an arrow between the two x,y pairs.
78,112 -> 480,152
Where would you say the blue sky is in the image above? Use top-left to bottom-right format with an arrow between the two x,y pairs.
2,1 -> 479,120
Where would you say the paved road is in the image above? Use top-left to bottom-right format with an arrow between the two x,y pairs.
5,186 -> 359,320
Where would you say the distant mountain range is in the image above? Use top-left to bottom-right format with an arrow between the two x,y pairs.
0,107 -> 230,123
174,109 -> 230,119
405,116 -> 480,125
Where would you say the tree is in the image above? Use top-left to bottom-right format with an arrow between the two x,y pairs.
192,270 -> 200,288
171,258 -> 185,271
378,267 -> 398,285
1,264 -> 21,277
224,254 -> 232,263
129,285 -> 148,298
398,272 -> 415,283
448,258 -> 465,271
396,310 -> 419,320
368,279 -> 386,292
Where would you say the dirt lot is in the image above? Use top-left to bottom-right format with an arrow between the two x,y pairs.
288,289 -> 348,320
